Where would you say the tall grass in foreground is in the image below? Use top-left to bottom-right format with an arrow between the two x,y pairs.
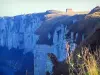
84,53 -> 99,75
69,47 -> 100,75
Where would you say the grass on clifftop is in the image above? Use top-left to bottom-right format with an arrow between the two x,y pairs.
68,47 -> 100,75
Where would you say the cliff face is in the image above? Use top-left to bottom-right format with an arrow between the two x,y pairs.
0,6 -> 100,75
66,6 -> 100,45
48,7 -> 100,75
0,14 -> 45,53
0,14 -> 45,75
0,10 -> 70,75
0,9 -> 87,75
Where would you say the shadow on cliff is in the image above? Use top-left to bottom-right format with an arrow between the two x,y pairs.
47,53 -> 69,75
0,46 -> 34,75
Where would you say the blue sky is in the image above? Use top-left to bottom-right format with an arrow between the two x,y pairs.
0,0 -> 100,16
